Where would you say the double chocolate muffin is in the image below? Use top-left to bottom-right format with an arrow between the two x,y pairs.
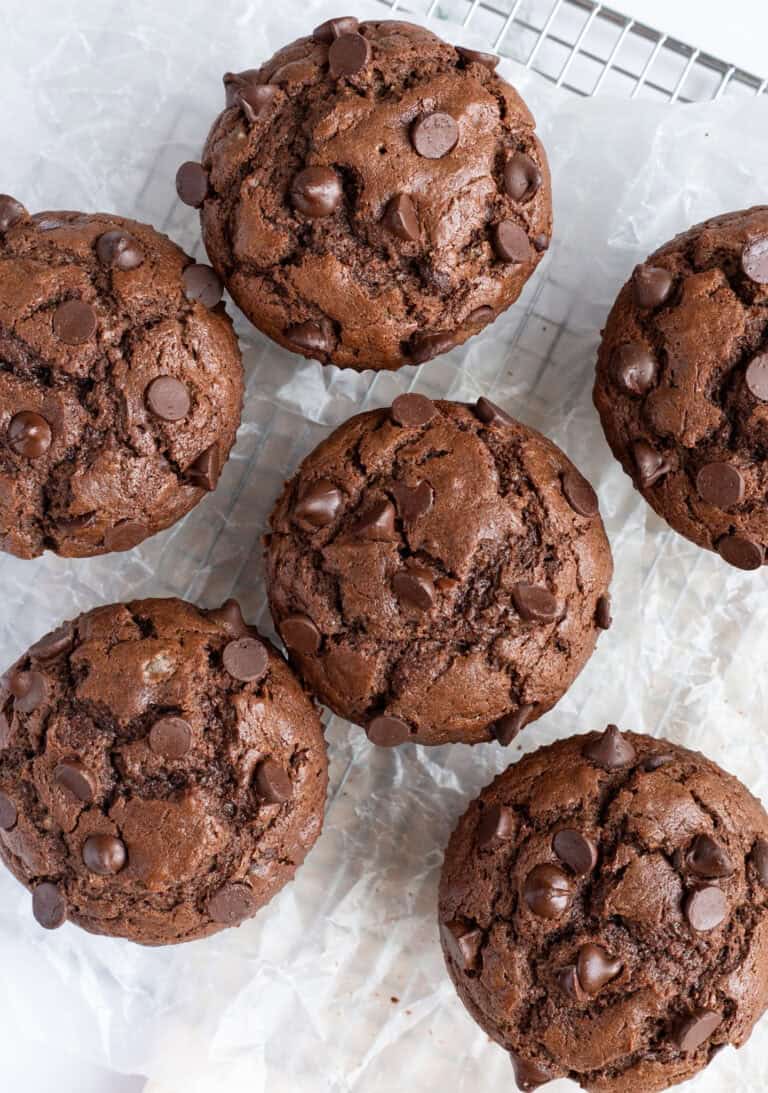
0,199 -> 243,559
595,206 -> 768,570
181,17 -> 552,371
0,598 -> 327,945
439,726 -> 768,1092
266,395 -> 612,746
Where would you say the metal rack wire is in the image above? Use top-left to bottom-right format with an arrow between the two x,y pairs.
374,0 -> 767,103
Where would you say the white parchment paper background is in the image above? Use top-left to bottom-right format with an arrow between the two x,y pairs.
1,2 -> 767,1091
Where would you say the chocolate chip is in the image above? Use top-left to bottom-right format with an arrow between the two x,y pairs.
576,944 -> 622,995
510,1054 -> 553,1092
281,614 -> 321,655
9,669 -> 46,713
82,834 -> 127,876
0,791 -> 17,830
182,263 -> 223,308
207,599 -> 249,636
409,331 -> 455,364
492,221 -> 532,263
685,885 -> 727,932
383,193 -> 419,242
253,759 -> 292,804
29,623 -> 74,661
441,919 -> 482,971
595,595 -> 612,630
583,724 -> 636,769
222,637 -> 269,682
745,352 -> 768,400
366,715 -> 410,747
741,236 -> 768,284
103,519 -> 147,552
53,299 -> 96,344
149,717 -> 192,760
492,703 -> 536,746
313,15 -> 359,42
236,83 -> 279,124
672,1008 -> 723,1053
393,568 -> 435,611
390,480 -> 433,523
523,864 -> 572,919
632,439 -> 671,487
53,759 -> 94,802
533,233 -> 549,252
751,838 -> 768,885
476,803 -> 516,847
643,752 -> 674,771
391,393 -> 436,428
285,319 -> 334,354
95,229 -> 144,271
223,68 -> 260,107
552,829 -> 597,875
503,152 -> 542,203
410,112 -> 459,159
354,498 -> 397,540
686,834 -> 734,879
176,161 -> 209,208
611,343 -> 658,396
187,445 -> 219,491
329,32 -> 371,78
291,166 -> 342,218
208,881 -> 254,925
145,376 -> 191,422
512,583 -> 560,623
0,194 -> 27,233
294,479 -> 343,528
475,397 -> 513,426
467,306 -> 494,325
32,882 -> 66,930
696,462 -> 744,509
561,469 -> 598,517
717,533 -> 764,570
8,411 -> 52,458
632,264 -> 675,309
456,46 -> 499,70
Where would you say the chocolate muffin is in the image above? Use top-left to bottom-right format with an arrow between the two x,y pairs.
594,206 -> 768,570
266,395 -> 612,746
0,598 -> 327,945
439,726 -> 768,1092
181,17 -> 551,371
0,198 -> 243,559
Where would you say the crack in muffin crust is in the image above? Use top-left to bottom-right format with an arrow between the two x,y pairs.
0,201 -> 243,558
0,598 -> 328,945
438,726 -> 768,1092
266,396 -> 612,746
184,18 -> 552,371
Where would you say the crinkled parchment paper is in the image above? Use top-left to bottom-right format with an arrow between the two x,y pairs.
1,2 -> 768,1091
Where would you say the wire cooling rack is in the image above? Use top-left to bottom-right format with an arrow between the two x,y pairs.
373,0 -> 767,101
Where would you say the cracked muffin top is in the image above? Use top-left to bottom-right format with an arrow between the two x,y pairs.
265,395 -> 612,746
0,597 -> 328,945
438,726 -> 768,1093
0,198 -> 243,559
594,206 -> 768,570
181,17 -> 551,372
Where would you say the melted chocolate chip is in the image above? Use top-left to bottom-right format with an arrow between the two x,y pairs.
175,161 -> 209,208
685,834 -> 734,879
456,46 -> 499,70
281,614 -> 322,655
632,264 -> 675,308
96,229 -> 144,271
53,759 -> 95,802
145,376 -> 191,421
492,704 -> 536,746
383,193 -> 420,241
561,469 -> 599,517
503,152 -> 542,203
475,397 -> 513,426
8,412 -> 52,458
633,439 -> 671,487
410,112 -> 459,159
391,393 -> 436,428
409,331 -> 455,364
293,479 -> 343,528
237,83 -> 280,124
313,16 -> 359,42
696,463 -> 744,509
745,352 -> 768,400
366,715 -> 410,747
285,319 -> 334,355
672,1008 -> 723,1053
253,759 -> 292,804
29,623 -> 74,661
476,804 -> 517,847
82,834 -> 127,876
492,221 -> 531,263
512,583 -> 560,623
510,1054 -> 553,1092
684,885 -> 727,932
148,717 -> 192,760
328,32 -> 371,79
207,881 -> 254,925
0,194 -> 27,233
9,669 -> 46,713
717,533 -> 764,571
392,568 -> 435,611
354,499 -> 397,540
390,480 -> 433,522
187,445 -> 219,491
53,299 -> 97,344
441,919 -> 482,970
595,595 -> 612,630
552,829 -> 597,875
222,637 -> 269,682
103,519 -> 147,552
576,944 -> 622,994
32,882 -> 66,930
523,864 -> 572,918
582,724 -> 636,769
291,166 -> 342,218
611,343 -> 658,396
182,263 -> 223,308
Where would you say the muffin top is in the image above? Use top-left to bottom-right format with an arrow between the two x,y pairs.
266,396 -> 612,746
0,199 -> 243,559
594,206 -> 768,570
189,17 -> 551,371
0,598 -> 327,945
439,727 -> 768,1092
